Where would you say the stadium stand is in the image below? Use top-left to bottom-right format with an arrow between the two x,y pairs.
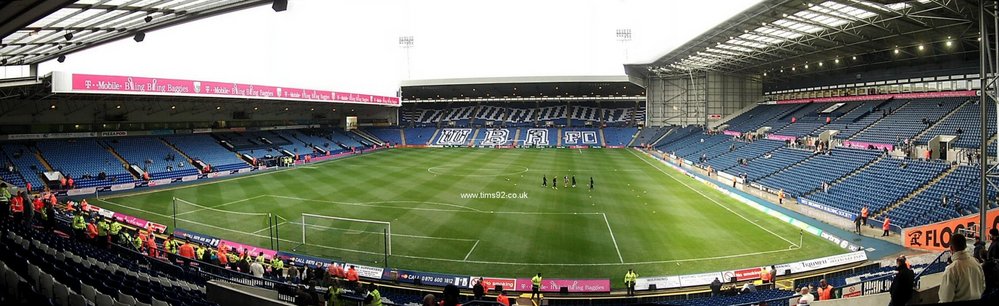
721,147 -> 813,181
104,137 -> 200,180
850,97 -> 965,145
363,128 -> 404,145
755,147 -> 882,197
803,158 -> 950,217
401,102 -> 645,128
915,97 -> 997,148
706,139 -> 785,173
885,165 -> 979,228
35,139 -> 135,188
401,127 -> 438,145
162,135 -> 250,172
630,126 -> 673,147
602,127 -> 638,147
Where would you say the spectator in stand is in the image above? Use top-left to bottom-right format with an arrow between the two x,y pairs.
710,277 -> 722,296
421,293 -> 436,306
889,256 -> 914,306
289,264 -> 300,284
43,197 -> 55,232
20,191 -> 32,226
796,287 -> 814,305
473,277 -> 485,300
983,260 -> 999,302
882,217 -> 891,237
67,176 -> 74,189
989,228 -> 999,262
441,284 -> 461,306
939,233 -> 986,302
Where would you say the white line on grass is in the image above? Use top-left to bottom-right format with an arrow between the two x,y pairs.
252,222 -> 286,234
602,213 -> 624,263
98,197 -> 799,266
270,195 -> 600,215
101,150 -> 383,199
463,240 -> 480,261
627,149 -> 800,248
173,195 -> 269,216
289,222 -> 478,242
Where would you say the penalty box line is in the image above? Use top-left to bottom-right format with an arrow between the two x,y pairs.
95,198 -> 803,266
627,149 -> 801,249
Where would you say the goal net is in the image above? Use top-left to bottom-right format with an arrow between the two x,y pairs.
297,213 -> 391,265
171,197 -> 274,247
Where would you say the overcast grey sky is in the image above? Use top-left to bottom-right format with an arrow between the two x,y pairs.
30,0 -> 759,96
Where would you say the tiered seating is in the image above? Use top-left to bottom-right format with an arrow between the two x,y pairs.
663,289 -> 795,306
804,158 -> 949,216
105,137 -> 200,180
402,127 -> 438,145
756,148 -> 882,197
772,103 -> 843,137
329,130 -> 366,149
723,104 -> 797,133
163,134 -> 249,172
602,127 -> 638,146
661,134 -> 730,159
888,165 -> 977,228
0,144 -> 47,189
272,130 -> 327,157
830,98 -> 909,139
1,219 -> 216,306
631,126 -> 673,147
654,126 -> 703,150
727,147 -> 813,181
916,98 -> 996,148
852,98 -> 964,145
364,128 -> 404,145
707,139 -> 785,173
401,102 -> 643,127
36,139 -> 134,188
0,155 -> 27,188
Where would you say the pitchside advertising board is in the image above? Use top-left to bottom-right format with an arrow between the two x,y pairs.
51,72 -> 401,106
903,207 -> 999,251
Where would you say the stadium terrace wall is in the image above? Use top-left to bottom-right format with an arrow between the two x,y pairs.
902,207 -> 999,251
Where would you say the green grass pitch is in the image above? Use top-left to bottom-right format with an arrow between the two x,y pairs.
92,148 -> 846,283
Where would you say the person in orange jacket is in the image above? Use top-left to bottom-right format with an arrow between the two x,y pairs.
145,231 -> 159,257
882,217 -> 891,237
86,219 -> 98,241
861,206 -> 869,226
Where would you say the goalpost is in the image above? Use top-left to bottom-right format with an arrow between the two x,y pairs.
299,213 -> 391,266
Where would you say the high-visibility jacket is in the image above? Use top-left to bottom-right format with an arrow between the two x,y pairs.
97,220 -> 109,237
179,243 -> 195,259
861,207 -> 869,217
86,223 -> 98,239
196,246 -> 206,260
33,198 -> 43,211
132,234 -> 143,250
164,239 -> 178,254
226,253 -> 239,264
497,294 -> 510,306
760,268 -> 771,282
532,275 -> 543,287
883,218 -> 891,231
817,285 -> 833,300
72,215 -> 86,230
219,251 -> 229,265
110,221 -> 122,235
255,255 -> 266,263
1,188 -> 11,202
10,196 -> 23,213
272,259 -> 284,270
366,289 -> 382,306
145,234 -> 157,250
624,271 -> 638,285
346,268 -> 359,282
26,182 -> 31,192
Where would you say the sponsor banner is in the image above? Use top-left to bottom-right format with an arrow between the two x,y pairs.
568,145 -> 590,149
798,197 -> 856,220
766,134 -> 796,142
469,277 -> 516,291
722,268 -> 762,282
722,130 -> 742,137
791,251 -> 867,274
679,272 -> 724,287
173,228 -> 223,248
276,251 -> 332,269
776,90 -> 977,104
395,269 -> 471,287
348,264 -> 385,279
148,178 -> 172,187
605,145 -> 625,148
635,276 -> 681,291
182,175 -> 200,182
513,278 -> 611,293
842,283 -> 863,298
110,182 -> 136,192
236,168 -> 252,174
92,205 -> 115,219
902,207 -> 999,251
61,73 -> 401,106
842,140 -> 893,151
66,187 -> 97,196
101,131 -> 128,137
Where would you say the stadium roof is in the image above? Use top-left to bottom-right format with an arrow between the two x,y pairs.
0,0 -> 271,66
626,0 -> 979,81
400,76 -> 645,101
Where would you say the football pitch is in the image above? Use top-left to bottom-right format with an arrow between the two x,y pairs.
91,148 -> 846,282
